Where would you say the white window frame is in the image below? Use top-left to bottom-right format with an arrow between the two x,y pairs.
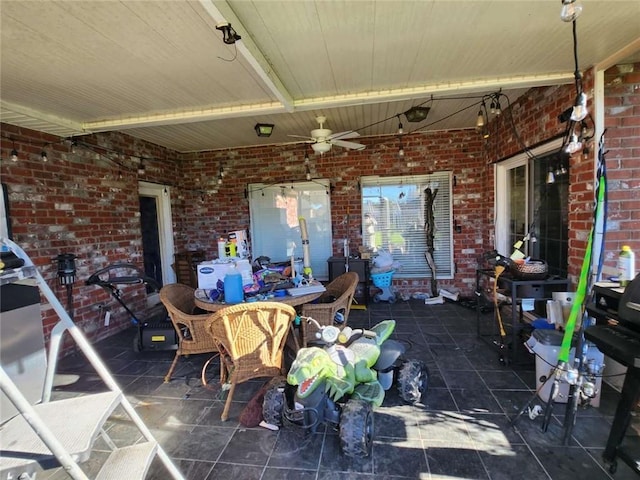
249,180 -> 332,280
361,172 -> 454,279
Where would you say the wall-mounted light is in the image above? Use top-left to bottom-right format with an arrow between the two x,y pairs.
254,123 -> 274,137
404,106 -> 430,123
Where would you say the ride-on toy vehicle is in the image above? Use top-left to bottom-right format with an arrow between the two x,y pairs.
262,317 -> 428,457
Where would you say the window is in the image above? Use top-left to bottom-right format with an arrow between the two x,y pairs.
249,180 -> 332,279
361,172 -> 454,278
495,138 -> 570,277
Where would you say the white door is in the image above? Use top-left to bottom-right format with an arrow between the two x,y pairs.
138,182 -> 176,300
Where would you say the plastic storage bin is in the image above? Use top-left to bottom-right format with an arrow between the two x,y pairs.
525,329 -> 604,406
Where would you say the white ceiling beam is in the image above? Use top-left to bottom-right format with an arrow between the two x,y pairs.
198,0 -> 295,112
83,102 -> 287,131
81,71 -> 574,131
0,100 -> 86,134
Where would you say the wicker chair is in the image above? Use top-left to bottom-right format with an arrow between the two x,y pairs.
204,302 -> 297,421
159,283 -> 217,383
301,271 -> 359,346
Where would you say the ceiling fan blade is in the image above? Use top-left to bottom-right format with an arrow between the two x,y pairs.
288,134 -> 315,141
331,139 -> 366,150
327,130 -> 360,141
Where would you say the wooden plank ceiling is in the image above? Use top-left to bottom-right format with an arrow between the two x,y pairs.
1,0 -> 639,153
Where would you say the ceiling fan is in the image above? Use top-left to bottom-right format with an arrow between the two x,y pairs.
291,116 -> 366,154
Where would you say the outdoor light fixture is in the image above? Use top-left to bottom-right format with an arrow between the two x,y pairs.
215,23 -> 242,45
560,0 -> 583,22
137,159 -> 146,175
41,151 -> 48,162
254,123 -> 274,137
476,109 -> 485,129
10,148 -> 18,162
404,106 -> 430,123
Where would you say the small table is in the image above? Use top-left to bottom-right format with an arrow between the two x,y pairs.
194,290 -> 324,351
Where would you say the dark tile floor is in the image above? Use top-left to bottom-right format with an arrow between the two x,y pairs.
47,300 -> 639,479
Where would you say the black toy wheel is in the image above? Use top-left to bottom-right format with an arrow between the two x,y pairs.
398,359 -> 428,404
339,399 -> 373,457
373,294 -> 381,303
262,382 -> 286,427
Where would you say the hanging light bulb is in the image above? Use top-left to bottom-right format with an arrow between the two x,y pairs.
305,165 -> 311,181
555,166 -> 562,176
476,109 -> 485,129
217,174 -> 223,185
560,165 -> 568,175
565,134 -> 583,154
546,168 -> 556,184
41,151 -> 48,162
10,148 -> 19,162
219,164 -> 226,177
397,117 -> 404,135
570,92 -> 588,121
304,150 -> 310,164
482,126 -> 490,139
489,99 -> 497,115
560,0 -> 583,22
495,99 -> 502,115
398,143 -> 405,158
137,159 -> 146,175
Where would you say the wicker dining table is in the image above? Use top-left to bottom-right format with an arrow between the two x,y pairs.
193,289 -> 324,351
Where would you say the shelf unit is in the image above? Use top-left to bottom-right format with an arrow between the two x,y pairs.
327,256 -> 370,307
476,268 -> 570,364
0,238 -> 185,480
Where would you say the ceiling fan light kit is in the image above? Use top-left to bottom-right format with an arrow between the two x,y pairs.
404,106 -> 431,123
312,142 -> 332,154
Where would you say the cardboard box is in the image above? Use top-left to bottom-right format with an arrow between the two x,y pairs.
197,262 -> 234,290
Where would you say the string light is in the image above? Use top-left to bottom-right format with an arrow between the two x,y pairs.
41,150 -> 48,162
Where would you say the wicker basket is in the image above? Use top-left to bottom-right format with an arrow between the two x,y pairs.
511,260 -> 548,280
371,270 -> 395,288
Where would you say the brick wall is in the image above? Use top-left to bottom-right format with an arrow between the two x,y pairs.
602,62 -> 640,276
177,129 -> 486,295
1,126 -> 180,352
1,62 -> 637,355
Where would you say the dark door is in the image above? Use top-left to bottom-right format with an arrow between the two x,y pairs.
139,196 -> 163,289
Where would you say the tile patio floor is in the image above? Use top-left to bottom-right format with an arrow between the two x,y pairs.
46,300 -> 639,479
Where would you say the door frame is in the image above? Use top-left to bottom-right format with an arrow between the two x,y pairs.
494,137 -> 563,257
138,181 -> 176,290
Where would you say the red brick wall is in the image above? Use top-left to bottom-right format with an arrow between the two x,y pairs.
1,62 -> 637,355
602,62 -> 640,276
177,129 -> 486,295
1,126 -> 181,352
